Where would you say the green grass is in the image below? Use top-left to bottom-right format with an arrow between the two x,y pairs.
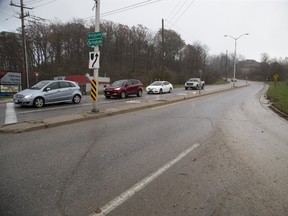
0,96 -> 12,101
267,81 -> 288,115
213,79 -> 230,85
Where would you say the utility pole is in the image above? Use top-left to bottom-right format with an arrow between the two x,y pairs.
92,0 -> 100,112
161,18 -> 164,80
10,0 -> 32,89
225,50 -> 228,81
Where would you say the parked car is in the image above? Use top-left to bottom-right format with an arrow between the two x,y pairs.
146,81 -> 173,94
185,78 -> 205,90
13,80 -> 82,108
104,79 -> 143,99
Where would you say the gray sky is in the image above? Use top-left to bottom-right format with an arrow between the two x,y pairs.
1,0 -> 288,62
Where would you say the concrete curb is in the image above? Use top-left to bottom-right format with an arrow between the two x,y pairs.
0,85 -> 248,133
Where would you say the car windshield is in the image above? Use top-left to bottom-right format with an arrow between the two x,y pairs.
29,81 -> 51,90
150,81 -> 163,86
189,79 -> 199,82
111,80 -> 127,86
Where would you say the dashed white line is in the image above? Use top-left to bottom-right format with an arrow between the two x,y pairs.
90,143 -> 200,216
5,103 -> 17,124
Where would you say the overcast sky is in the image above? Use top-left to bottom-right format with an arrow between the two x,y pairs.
1,0 -> 287,62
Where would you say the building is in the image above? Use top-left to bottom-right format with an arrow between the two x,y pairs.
54,74 -> 110,94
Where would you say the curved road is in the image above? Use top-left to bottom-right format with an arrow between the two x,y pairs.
0,82 -> 287,216
0,82 -> 242,126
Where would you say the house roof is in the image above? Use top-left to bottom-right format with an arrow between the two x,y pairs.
65,75 -> 91,83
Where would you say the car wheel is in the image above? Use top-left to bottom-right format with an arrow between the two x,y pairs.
169,88 -> 172,93
105,95 -> 111,99
137,89 -> 142,97
120,91 -> 126,99
159,89 -> 163,94
185,87 -> 188,90
33,97 -> 44,108
72,94 -> 81,104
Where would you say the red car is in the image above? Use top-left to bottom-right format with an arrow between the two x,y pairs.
104,79 -> 143,99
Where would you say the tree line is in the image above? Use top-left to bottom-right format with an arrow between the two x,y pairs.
0,19 -> 287,88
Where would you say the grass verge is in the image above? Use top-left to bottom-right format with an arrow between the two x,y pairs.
0,96 -> 12,102
267,81 -> 288,115
214,79 -> 230,85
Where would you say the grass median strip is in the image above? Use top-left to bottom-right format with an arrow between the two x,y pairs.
267,81 -> 288,115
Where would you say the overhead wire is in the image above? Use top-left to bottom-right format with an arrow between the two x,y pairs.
26,0 -> 56,8
166,0 -> 196,28
169,0 -> 196,27
81,0 -> 162,21
25,0 -> 49,4
165,0 -> 183,21
166,0 -> 189,25
0,1 -> 19,31
101,0 -> 162,17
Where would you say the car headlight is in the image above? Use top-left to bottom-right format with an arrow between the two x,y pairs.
114,87 -> 121,91
24,94 -> 33,99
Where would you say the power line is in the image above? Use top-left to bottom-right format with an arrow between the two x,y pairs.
166,0 -> 188,25
166,0 -> 196,28
101,0 -> 162,17
10,0 -> 33,88
166,0 -> 183,21
81,0 -> 162,22
25,0 -> 49,4
26,0 -> 56,8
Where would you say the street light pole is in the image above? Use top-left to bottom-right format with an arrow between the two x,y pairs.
224,33 -> 249,87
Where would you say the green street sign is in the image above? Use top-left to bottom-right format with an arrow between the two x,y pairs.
87,39 -> 102,47
88,32 -> 102,40
87,32 -> 103,47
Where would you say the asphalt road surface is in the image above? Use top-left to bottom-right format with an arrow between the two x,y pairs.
0,83 -> 242,126
0,82 -> 287,216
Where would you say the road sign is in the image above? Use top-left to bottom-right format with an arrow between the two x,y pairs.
88,32 -> 102,39
273,73 -> 278,81
91,79 -> 97,101
89,51 -> 100,69
87,32 -> 103,47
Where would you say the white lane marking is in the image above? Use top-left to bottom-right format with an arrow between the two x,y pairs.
90,143 -> 200,216
5,103 -> 17,124
126,100 -> 140,104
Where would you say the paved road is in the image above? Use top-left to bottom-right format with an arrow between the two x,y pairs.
0,83 -> 241,126
1,81 -> 287,216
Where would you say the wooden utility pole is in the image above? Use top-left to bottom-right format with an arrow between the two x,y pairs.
10,1 -> 32,88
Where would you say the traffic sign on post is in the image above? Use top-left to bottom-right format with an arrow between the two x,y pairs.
91,79 -> 97,101
91,0 -> 100,113
273,73 -> 278,81
89,51 -> 100,69
87,32 -> 103,47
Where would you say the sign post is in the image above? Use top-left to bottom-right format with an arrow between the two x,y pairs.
91,0 -> 100,112
273,73 -> 278,87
